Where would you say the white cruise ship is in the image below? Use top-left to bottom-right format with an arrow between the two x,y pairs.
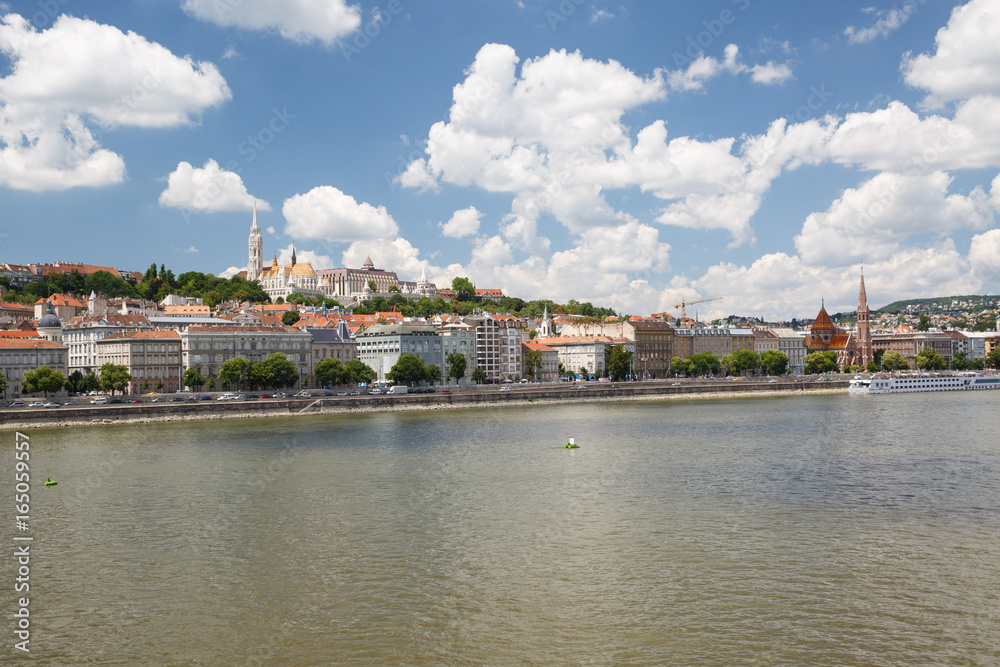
849,374 -> 1000,394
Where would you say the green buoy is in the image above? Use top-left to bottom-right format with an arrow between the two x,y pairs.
564,438 -> 579,449
45,477 -> 57,486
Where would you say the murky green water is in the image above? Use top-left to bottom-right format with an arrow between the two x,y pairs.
4,392 -> 1000,665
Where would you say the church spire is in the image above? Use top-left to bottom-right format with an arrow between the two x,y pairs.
291,245 -> 297,267
858,267 -> 868,311
247,202 -> 263,281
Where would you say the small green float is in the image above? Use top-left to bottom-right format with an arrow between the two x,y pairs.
45,477 -> 57,486
564,438 -> 579,449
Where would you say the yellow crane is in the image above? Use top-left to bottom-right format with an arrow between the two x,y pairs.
674,296 -> 724,321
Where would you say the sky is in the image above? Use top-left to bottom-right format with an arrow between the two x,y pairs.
2,0 -> 1000,321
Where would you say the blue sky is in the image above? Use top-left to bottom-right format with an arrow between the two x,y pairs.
2,0 -> 1000,319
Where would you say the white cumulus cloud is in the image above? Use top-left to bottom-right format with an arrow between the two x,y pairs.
903,0 -> 1000,107
794,171 -> 992,265
182,0 -> 361,45
283,186 -> 399,243
0,13 -> 231,191
158,160 -> 270,212
440,206 -> 483,238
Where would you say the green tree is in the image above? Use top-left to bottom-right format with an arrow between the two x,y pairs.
66,369 -> 84,393
688,351 -> 722,376
98,363 -> 132,395
282,310 -> 301,326
729,349 -> 759,376
804,351 -> 839,374
141,380 -> 150,393
219,357 -> 253,391
606,344 -> 634,381
183,367 -> 205,391
207,378 -> 215,391
758,350 -> 789,376
881,350 -> 910,371
85,271 -> 134,299
452,276 -> 476,302
669,356 -> 690,377
446,352 -> 467,384
524,349 -> 543,381
156,380 -> 164,392
388,353 -> 429,386
285,292 -> 308,305
314,358 -> 347,387
0,371 -> 7,397
251,353 -> 299,389
471,367 -> 488,384
986,347 -> 1000,370
916,314 -> 931,331
345,359 -> 376,385
915,347 -> 946,370
425,364 -> 441,385
951,351 -> 969,370
78,372 -> 99,394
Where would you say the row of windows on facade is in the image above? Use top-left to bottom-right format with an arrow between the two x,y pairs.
187,341 -> 309,351
2,355 -> 63,366
191,354 -> 309,363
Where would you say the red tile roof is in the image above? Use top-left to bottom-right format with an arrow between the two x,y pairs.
0,331 -> 41,338
0,338 -> 66,349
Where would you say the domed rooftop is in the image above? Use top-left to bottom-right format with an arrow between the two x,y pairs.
38,301 -> 61,329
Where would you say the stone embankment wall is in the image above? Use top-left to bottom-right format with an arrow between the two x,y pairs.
1,379 -> 849,428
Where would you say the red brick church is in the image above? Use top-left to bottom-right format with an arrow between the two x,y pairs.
804,272 -> 873,369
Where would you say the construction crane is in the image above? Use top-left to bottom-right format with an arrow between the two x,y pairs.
674,296 -> 724,321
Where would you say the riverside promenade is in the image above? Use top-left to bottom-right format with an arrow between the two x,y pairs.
1,377 -> 849,430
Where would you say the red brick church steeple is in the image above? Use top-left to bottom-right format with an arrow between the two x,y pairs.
856,269 -> 873,368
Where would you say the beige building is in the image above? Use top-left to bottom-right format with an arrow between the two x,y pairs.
0,336 -> 69,399
63,315 -> 153,375
770,327 -> 808,375
179,325 -> 313,388
463,313 -> 524,382
308,323 -> 358,371
521,340 -> 560,382
95,331 -> 182,394
674,326 -> 755,361
439,322 -> 477,385
538,336 -> 618,378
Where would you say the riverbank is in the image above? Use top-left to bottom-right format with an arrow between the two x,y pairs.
1,383 -> 847,430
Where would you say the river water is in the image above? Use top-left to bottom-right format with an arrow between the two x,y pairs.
5,391 -> 1000,665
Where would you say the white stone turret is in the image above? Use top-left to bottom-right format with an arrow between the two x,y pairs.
248,202 -> 263,280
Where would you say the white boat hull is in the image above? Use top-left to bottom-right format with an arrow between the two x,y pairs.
849,375 -> 1000,394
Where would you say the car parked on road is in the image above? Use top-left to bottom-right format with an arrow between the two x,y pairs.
7,401 -> 24,408
294,391 -> 312,398
129,398 -> 143,404
108,398 -> 123,404
64,400 -> 79,405
185,396 -> 198,402
336,391 -> 348,396
91,397 -> 108,405
349,390 -> 361,396
43,402 -> 61,408
499,385 -> 510,392
273,392 -> 288,398
28,401 -> 45,407
367,388 -> 382,395
170,397 -> 184,402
